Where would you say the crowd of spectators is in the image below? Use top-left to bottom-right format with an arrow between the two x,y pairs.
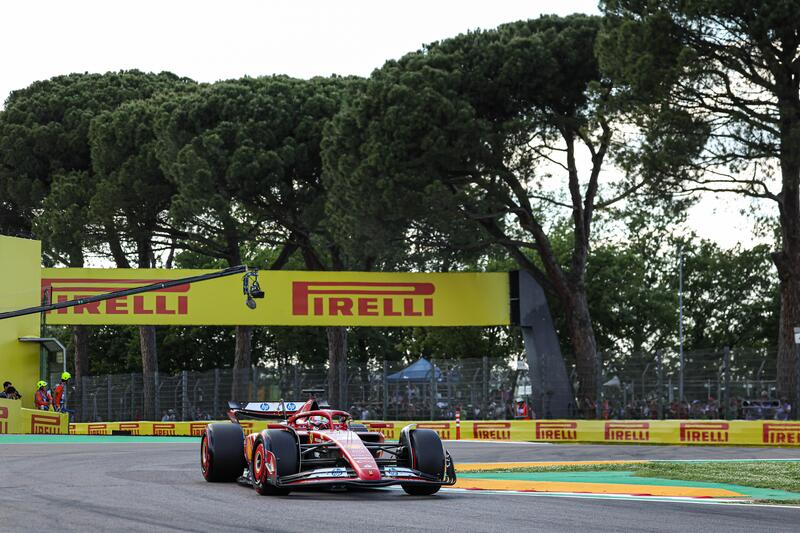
598,392 -> 792,421
0,381 -> 21,399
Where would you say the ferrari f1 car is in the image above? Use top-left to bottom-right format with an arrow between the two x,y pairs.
200,398 -> 456,496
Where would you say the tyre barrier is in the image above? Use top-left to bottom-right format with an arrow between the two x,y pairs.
59,418 -> 800,446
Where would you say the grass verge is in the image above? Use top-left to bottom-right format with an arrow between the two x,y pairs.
459,460 -> 800,498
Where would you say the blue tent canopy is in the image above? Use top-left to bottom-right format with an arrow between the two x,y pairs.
387,357 -> 442,382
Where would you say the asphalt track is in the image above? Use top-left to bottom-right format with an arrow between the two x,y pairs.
2,439 -> 800,532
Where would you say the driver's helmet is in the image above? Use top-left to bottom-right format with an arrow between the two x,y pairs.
309,415 -> 328,427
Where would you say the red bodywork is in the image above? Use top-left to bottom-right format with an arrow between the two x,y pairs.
230,398 -> 455,491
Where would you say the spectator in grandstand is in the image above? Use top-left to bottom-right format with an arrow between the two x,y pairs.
776,399 -> 791,421
705,396 -> 719,419
728,396 -> 741,419
34,381 -> 52,410
514,397 -> 530,419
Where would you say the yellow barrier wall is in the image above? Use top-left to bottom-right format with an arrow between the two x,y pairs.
0,236 -> 42,409
0,398 -> 68,434
65,419 -> 800,446
0,398 -> 22,433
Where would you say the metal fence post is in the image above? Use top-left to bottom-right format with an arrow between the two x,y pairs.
130,373 -> 135,420
106,375 -> 112,422
430,359 -> 436,421
81,376 -> 89,423
154,371 -> 160,421
656,350 -> 663,420
181,370 -> 189,421
723,346 -> 731,420
382,360 -> 388,420
213,369 -> 220,418
595,351 -> 603,419
482,356 -> 489,420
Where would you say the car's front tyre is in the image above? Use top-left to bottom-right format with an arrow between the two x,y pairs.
252,429 -> 298,496
400,428 -> 445,496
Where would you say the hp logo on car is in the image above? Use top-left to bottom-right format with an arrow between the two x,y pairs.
286,402 -> 296,411
331,468 -> 345,478
260,402 -> 270,411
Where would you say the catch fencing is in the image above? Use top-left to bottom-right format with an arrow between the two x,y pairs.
598,347 -> 784,420
53,357 -> 522,423
52,348 -> 785,423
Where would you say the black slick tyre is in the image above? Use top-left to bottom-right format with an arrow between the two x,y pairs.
252,429 -> 298,496
201,423 -> 245,482
400,428 -> 444,495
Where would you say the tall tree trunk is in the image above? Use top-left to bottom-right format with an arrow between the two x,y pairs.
139,326 -> 158,420
773,215 -> 800,401
72,326 -> 89,382
776,274 -> 799,401
774,89 -> 800,403
231,325 -> 253,401
564,290 -> 598,418
326,327 -> 348,409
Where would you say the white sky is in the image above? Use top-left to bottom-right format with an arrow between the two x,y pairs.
0,0 -> 768,249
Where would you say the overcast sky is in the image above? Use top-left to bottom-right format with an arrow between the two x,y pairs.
1,0 -> 766,249
1,0 -> 600,102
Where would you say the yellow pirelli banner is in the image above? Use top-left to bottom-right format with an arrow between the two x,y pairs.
362,420 -> 800,446
41,269 -> 510,326
525,419 -> 800,446
68,420 -> 273,436
66,419 -> 800,446
0,398 -> 68,434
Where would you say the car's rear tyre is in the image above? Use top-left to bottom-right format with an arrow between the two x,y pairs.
201,423 -> 245,482
252,429 -> 298,496
400,428 -> 444,496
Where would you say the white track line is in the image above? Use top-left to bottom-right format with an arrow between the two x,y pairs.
443,440 -> 553,445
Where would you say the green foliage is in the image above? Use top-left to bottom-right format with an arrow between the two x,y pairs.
0,71 -> 189,242
89,90 -> 195,265
323,16 -> 606,264
0,16 -> 784,384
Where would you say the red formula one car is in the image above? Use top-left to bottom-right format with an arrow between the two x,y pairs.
200,397 -> 456,496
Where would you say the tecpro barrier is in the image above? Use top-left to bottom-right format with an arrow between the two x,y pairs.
64,419 -> 800,446
0,398 -> 68,434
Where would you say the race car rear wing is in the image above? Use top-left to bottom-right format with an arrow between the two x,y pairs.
227,400 -> 313,422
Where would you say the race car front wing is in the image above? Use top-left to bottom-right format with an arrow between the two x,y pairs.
238,451 -> 457,490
